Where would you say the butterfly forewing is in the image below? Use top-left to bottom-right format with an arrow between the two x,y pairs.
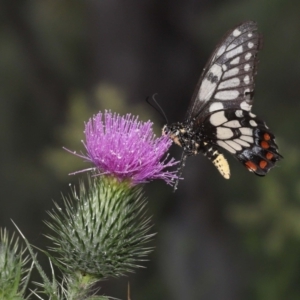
186,21 -> 260,123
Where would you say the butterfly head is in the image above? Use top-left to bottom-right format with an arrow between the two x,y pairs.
162,123 -> 183,147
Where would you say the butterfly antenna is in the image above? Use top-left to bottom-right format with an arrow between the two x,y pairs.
173,152 -> 187,192
146,93 -> 169,124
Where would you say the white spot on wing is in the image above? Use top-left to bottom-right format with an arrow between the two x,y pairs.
244,64 -> 250,71
245,53 -> 252,60
233,29 -> 241,37
227,44 -> 236,51
248,33 -> 253,37
209,64 -> 223,78
218,78 -> 240,89
223,120 -> 241,128
249,120 -> 257,127
249,112 -> 256,118
240,135 -> 254,143
230,57 -> 240,65
215,45 -> 226,58
240,127 -> 253,136
210,111 -> 228,126
240,101 -> 252,111
234,138 -> 250,147
235,110 -> 243,118
216,127 -> 234,139
215,90 -> 239,100
223,67 -> 239,79
240,127 -> 253,135
222,64 -> 228,71
217,140 -> 236,154
225,140 -> 242,151
198,79 -> 217,102
226,46 -> 243,59
198,64 -> 222,101
248,42 -> 254,48
209,102 -> 224,112
244,75 -> 250,84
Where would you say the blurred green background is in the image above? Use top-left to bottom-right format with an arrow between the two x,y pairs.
0,1 -> 299,299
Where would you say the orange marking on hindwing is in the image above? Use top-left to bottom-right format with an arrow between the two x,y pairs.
261,141 -> 269,149
263,133 -> 271,141
245,161 -> 257,172
266,152 -> 273,160
259,160 -> 267,169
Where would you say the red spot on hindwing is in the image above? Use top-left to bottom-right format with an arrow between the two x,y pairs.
261,141 -> 269,149
259,160 -> 267,169
263,133 -> 271,141
245,161 -> 257,172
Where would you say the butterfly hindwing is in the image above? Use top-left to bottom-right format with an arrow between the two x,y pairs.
201,109 -> 282,176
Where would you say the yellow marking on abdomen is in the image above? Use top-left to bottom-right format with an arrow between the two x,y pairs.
212,153 -> 230,179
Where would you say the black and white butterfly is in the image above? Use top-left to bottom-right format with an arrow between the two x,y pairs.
163,21 -> 282,181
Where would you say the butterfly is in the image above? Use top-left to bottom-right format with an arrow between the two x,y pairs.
163,21 -> 282,181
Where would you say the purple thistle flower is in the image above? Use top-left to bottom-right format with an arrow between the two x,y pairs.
65,111 -> 179,185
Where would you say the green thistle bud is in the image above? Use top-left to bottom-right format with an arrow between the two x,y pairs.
0,229 -> 32,300
46,176 -> 155,280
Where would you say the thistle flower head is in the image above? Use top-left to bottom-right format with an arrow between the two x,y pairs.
67,111 -> 179,185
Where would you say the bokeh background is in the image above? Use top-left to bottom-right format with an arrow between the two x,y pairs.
0,1 -> 299,299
